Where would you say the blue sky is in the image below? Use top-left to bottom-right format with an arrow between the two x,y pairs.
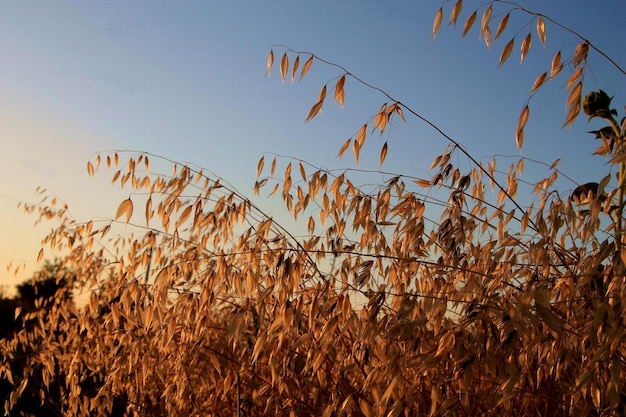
0,1 -> 624,290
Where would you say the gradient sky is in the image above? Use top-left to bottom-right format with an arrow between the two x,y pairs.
1,1 -> 624,291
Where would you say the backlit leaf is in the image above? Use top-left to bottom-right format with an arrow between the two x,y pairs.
591,384 -> 601,408
483,26 -> 492,48
145,196 -> 153,226
562,92 -> 581,129
359,399 -> 372,417
280,52 -> 288,83
265,49 -> 274,77
379,141 -> 388,167
394,104 -> 405,121
430,154 -> 442,170
567,82 -> 582,108
291,54 -> 300,83
481,5 -> 492,32
87,161 -> 95,177
270,157 -> 277,177
549,158 -> 560,169
530,72 -> 547,93
284,162 -> 292,181
550,50 -> 562,78
304,101 -> 323,123
436,332 -> 455,357
318,84 -> 327,103
382,375 -> 401,403
374,105 -> 388,133
111,170 -> 121,184
572,42 -> 589,67
115,198 -> 133,224
269,182 -> 279,197
430,386 -> 440,416
337,138 -> 352,159
415,178 -> 431,188
251,332 -> 267,363
353,138 -> 361,165
334,75 -> 345,107
536,16 -> 546,47
37,248 -> 44,263
257,157 -> 265,178
300,55 -> 313,81
298,162 -> 306,181
355,124 -> 367,147
449,0 -> 462,28
516,105 -> 529,150
494,13 -> 509,41
566,68 -> 582,90
254,179 -> 266,196
520,32 -> 531,64
461,11 -> 476,38
520,211 -> 529,234
432,8 -> 443,39
498,38 -> 515,67
176,205 -> 193,229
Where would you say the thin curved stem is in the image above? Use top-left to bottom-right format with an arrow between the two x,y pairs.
494,0 -> 625,75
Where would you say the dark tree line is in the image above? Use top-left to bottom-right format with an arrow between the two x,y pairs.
0,263 -> 127,416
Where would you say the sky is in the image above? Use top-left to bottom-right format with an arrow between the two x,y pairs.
0,0 -> 624,291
